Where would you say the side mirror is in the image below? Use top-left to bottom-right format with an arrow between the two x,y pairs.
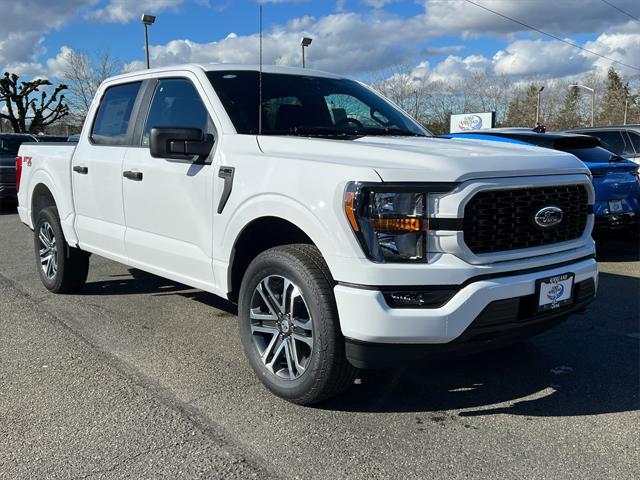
149,127 -> 214,162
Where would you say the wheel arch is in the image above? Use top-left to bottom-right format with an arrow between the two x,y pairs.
227,216 -> 317,303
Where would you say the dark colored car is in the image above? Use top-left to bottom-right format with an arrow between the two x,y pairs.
565,126 -> 640,165
0,133 -> 71,201
0,133 -> 37,201
441,129 -> 640,232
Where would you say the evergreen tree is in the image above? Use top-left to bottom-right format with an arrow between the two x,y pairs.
505,84 -> 539,127
555,87 -> 582,130
598,67 -> 629,125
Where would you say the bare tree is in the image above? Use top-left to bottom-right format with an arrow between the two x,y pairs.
0,73 -> 69,133
61,49 -> 121,123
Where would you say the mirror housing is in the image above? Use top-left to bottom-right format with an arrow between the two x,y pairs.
150,127 -> 214,162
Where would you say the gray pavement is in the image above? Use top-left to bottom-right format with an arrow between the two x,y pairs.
0,201 -> 638,479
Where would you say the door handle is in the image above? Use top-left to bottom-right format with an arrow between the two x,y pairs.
73,166 -> 88,174
123,170 -> 143,181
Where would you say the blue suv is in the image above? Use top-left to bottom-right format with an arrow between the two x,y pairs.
441,129 -> 640,233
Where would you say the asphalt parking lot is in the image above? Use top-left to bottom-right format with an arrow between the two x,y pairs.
0,201 -> 638,479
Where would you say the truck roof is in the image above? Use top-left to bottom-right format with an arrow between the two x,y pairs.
105,63 -> 344,85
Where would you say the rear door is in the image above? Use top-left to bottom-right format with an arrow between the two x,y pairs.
121,75 -> 218,289
72,81 -> 144,262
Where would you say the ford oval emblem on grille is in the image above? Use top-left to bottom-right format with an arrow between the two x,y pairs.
534,206 -> 563,228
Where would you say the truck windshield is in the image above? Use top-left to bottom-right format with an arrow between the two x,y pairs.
206,70 -> 428,138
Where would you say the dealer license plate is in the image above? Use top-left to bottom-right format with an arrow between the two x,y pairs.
536,273 -> 574,312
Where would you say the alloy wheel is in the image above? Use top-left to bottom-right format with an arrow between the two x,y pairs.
38,222 -> 58,280
249,275 -> 314,380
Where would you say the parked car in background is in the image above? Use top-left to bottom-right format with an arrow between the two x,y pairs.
442,129 -> 640,233
1,133 -> 38,201
565,126 -> 640,165
1,133 -> 73,202
67,134 -> 80,142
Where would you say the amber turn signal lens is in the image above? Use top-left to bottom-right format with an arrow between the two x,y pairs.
372,217 -> 423,232
344,190 -> 360,232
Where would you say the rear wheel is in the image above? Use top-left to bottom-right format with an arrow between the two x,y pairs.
34,207 -> 89,293
238,244 -> 357,405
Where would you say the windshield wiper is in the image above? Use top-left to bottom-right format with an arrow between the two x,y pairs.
262,126 -> 365,139
360,127 -> 427,137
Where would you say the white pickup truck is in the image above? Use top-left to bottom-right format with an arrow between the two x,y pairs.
17,64 -> 597,404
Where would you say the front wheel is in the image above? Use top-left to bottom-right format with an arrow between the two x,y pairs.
238,244 -> 357,405
34,207 -> 90,294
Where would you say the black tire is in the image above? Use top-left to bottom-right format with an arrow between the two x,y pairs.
238,244 -> 357,405
34,207 -> 90,294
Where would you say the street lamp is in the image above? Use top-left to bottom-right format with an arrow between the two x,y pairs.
141,14 -> 156,69
569,84 -> 595,127
535,86 -> 544,125
300,37 -> 312,68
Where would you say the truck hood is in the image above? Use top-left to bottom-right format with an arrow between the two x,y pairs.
257,135 -> 590,182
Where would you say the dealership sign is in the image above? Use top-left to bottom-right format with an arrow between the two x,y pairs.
449,112 -> 496,133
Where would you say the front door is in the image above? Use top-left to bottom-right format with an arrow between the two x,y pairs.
122,76 -> 217,290
72,81 -> 143,262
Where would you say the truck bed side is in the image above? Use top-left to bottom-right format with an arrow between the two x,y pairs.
17,143 -> 78,246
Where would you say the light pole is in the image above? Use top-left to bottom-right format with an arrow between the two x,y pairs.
300,37 -> 312,68
141,14 -> 156,69
535,86 -> 544,125
569,84 -> 595,127
624,94 -> 638,125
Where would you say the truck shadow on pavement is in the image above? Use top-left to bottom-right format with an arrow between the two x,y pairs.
79,268 -> 238,315
595,233 -> 640,262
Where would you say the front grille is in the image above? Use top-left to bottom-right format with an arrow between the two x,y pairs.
463,185 -> 590,254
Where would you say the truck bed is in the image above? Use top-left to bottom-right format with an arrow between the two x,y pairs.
17,142 -> 77,238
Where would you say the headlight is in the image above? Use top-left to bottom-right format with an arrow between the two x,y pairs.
344,183 -> 428,263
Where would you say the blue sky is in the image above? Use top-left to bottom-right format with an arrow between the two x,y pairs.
2,1 -> 639,82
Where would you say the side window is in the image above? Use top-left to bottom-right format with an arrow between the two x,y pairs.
91,82 -> 142,145
142,79 -> 211,146
628,131 -> 640,154
592,131 -> 625,155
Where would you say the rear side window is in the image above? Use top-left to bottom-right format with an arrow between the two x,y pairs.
627,131 -> 640,154
590,131 -> 626,155
91,82 -> 142,145
142,78 -> 211,146
563,146 -> 618,163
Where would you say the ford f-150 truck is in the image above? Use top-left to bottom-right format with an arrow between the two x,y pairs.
17,64 -> 598,404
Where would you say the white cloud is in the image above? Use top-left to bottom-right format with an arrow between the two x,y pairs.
126,11 -> 431,75
360,0 -> 395,8
423,0 -> 640,37
89,0 -> 192,23
584,31 -> 640,76
493,39 -> 593,78
0,0 -> 97,72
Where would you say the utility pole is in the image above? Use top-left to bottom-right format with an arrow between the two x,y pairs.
535,86 -> 545,125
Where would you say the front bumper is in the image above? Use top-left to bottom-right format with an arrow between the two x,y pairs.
595,211 -> 638,230
334,256 -> 598,361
